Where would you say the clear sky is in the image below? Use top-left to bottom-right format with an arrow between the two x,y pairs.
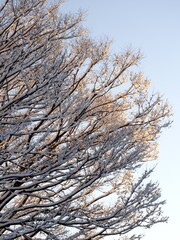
62,0 -> 180,239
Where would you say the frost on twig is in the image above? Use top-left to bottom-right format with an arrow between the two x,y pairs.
0,0 -> 171,239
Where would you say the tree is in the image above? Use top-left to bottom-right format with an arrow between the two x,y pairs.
0,0 -> 171,239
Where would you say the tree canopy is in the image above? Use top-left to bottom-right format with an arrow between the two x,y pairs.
0,0 -> 171,239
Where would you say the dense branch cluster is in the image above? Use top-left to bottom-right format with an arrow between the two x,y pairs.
0,0 -> 171,239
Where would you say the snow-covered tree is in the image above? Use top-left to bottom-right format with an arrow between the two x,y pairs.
0,0 -> 171,239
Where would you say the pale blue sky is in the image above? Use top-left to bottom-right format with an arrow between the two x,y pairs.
62,1 -> 180,239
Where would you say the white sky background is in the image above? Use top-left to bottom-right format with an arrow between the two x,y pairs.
61,0 -> 180,239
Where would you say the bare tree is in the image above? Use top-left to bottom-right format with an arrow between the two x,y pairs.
0,0 -> 171,239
